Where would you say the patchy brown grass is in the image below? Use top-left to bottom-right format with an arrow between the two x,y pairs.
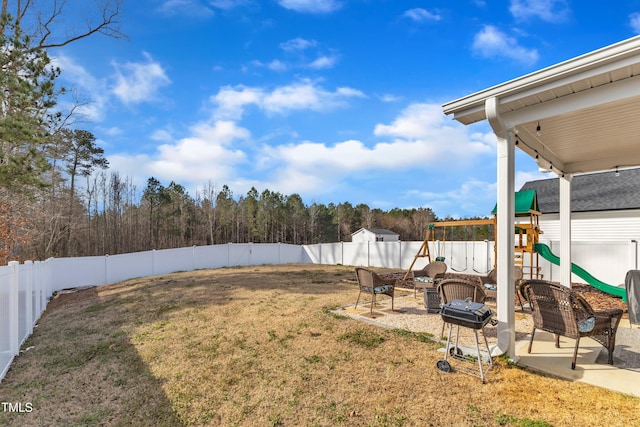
0,264 -> 638,426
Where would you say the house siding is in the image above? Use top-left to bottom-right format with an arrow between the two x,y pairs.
537,209 -> 640,242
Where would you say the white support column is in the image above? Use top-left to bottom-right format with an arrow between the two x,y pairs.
486,97 -> 515,357
559,174 -> 573,287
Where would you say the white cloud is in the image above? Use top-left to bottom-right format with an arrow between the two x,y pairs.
106,99 -> 499,214
472,25 -> 539,65
212,85 -> 264,120
102,126 -> 123,137
406,178 -> 497,217
251,59 -> 289,72
267,60 -> 288,72
210,0 -> 249,9
307,55 -> 338,69
378,94 -> 402,103
631,12 -> 640,34
254,38 -> 337,73
372,103 -> 493,163
211,80 -> 365,120
157,0 -> 215,16
403,8 -> 442,22
109,120 -> 250,186
280,38 -> 317,52
278,0 -> 342,14
509,0 -> 569,22
150,129 -> 173,142
111,52 -> 171,105
258,102 -> 495,197
53,54 -> 109,121
515,169 -> 549,190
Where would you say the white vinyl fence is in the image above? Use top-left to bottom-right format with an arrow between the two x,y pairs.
1,239 -> 638,382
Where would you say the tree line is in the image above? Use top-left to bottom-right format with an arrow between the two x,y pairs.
0,1 -> 491,264
12,169 -> 445,260
8,167 -> 495,262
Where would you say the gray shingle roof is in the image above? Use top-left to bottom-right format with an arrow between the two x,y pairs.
366,228 -> 399,235
520,168 -> 640,214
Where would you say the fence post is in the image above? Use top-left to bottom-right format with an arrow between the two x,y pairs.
105,254 -> 111,286
33,261 -> 40,320
8,261 -> 19,356
193,245 -> 197,271
24,261 -> 33,336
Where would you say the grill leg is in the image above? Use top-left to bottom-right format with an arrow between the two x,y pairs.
482,329 -> 494,368
472,330 -> 485,383
444,323 -> 454,361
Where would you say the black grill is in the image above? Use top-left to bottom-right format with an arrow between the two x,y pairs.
440,299 -> 493,329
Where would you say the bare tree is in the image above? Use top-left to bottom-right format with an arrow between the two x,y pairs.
1,0 -> 124,49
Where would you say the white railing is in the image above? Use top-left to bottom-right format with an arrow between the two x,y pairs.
1,239 -> 638,382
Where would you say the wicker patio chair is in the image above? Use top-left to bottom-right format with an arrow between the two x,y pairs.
354,267 -> 395,315
482,266 -> 525,310
411,261 -> 447,297
436,278 -> 487,338
436,272 -> 484,287
519,280 -> 623,369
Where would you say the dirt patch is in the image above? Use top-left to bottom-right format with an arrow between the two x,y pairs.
0,264 -> 637,426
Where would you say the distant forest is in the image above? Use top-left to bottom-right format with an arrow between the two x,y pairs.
4,169 -> 492,264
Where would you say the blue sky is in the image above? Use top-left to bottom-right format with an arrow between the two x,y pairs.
54,0 -> 640,217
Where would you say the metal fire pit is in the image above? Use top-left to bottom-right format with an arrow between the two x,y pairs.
423,287 -> 441,313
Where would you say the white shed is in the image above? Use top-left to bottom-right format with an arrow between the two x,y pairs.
351,228 -> 399,243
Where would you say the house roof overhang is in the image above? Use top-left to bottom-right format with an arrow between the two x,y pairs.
442,35 -> 640,175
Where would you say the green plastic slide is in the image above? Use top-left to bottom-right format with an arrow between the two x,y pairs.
533,243 -> 627,301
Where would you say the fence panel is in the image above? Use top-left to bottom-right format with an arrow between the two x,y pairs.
150,247 -> 196,276
249,243 -> 288,265
277,244 -> 307,264
226,244 -> 252,266
0,264 -> 16,380
317,243 -> 342,265
367,242 -> 402,268
540,240 -> 631,286
342,242 -> 365,266
194,245 -> 232,270
400,241 -> 427,270
301,244 -> 321,264
17,262 -> 30,347
49,256 -> 107,290
106,252 -> 153,284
